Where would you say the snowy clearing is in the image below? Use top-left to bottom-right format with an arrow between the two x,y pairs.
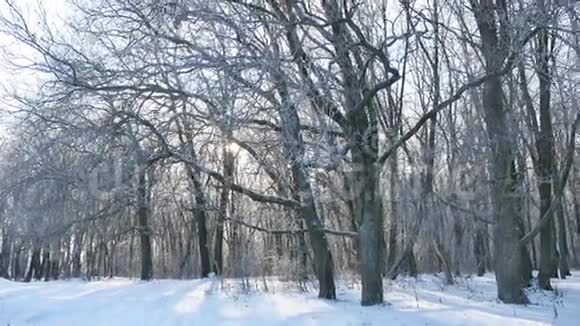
1,272 -> 579,326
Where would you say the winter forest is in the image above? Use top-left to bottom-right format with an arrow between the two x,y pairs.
0,0 -> 579,324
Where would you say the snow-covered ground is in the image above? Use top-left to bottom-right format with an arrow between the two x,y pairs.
0,272 -> 579,325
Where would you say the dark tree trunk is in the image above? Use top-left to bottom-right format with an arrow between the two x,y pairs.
386,155 -> 398,271
183,172 -> 208,279
24,247 -> 41,283
573,162 -> 580,234
294,219 -> 308,281
353,160 -> 385,306
472,0 -> 528,304
172,106 -> 212,279
51,254 -> 60,280
536,24 -> 558,290
72,235 -> 82,278
556,195 -> 571,277
537,164 -> 558,288
272,61 -> 336,299
192,182 -> 211,278
13,248 -> 21,280
474,224 -> 487,277
341,170 -> 359,269
228,214 -> 240,277
212,138 -> 234,276
452,213 -> 464,277
137,164 -> 153,281
526,197 -> 538,269
42,250 -> 50,282
322,0 -> 385,304
485,74 -> 527,303
403,247 -> 418,277
280,0 -> 394,305
516,211 -> 533,286
0,233 -> 9,279
515,159 -> 533,286
178,121 -> 211,279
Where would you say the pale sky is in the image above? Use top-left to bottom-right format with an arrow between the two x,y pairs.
0,0 -> 68,137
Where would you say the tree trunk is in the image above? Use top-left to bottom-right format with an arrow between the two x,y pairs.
472,0 -> 528,304
13,247 -> 21,280
272,62 -> 336,299
341,170 -> 359,269
386,155 -> 398,270
353,161 -> 384,305
293,219 -> 308,281
72,233 -> 83,278
177,117 -> 211,279
212,135 -> 234,276
515,158 -> 533,286
192,181 -> 211,278
556,194 -> 571,277
486,75 -> 527,302
137,163 -> 153,281
536,23 -> 558,290
42,250 -> 51,282
452,214 -> 464,277
526,196 -> 538,269
0,231 -> 10,279
321,0 -> 385,304
516,210 -> 533,286
24,246 -> 40,283
404,247 -> 418,277
474,223 -> 487,277
573,161 -> 580,234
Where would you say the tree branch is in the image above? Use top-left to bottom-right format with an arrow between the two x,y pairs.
377,27 -> 539,167
226,218 -> 358,238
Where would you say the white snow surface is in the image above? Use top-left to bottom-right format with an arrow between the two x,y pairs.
1,272 -> 579,325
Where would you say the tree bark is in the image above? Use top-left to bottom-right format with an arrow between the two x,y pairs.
176,115 -> 211,278
0,229 -> 10,279
320,0 -> 387,305
212,131 -> 234,276
472,0 -> 528,304
24,246 -> 41,283
536,22 -> 558,290
136,163 -> 153,281
13,246 -> 21,280
556,193 -> 571,277
191,173 -> 211,278
386,155 -> 398,270
515,158 -> 533,286
41,250 -> 50,282
573,161 -> 580,234
272,61 -> 336,300
474,223 -> 487,277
